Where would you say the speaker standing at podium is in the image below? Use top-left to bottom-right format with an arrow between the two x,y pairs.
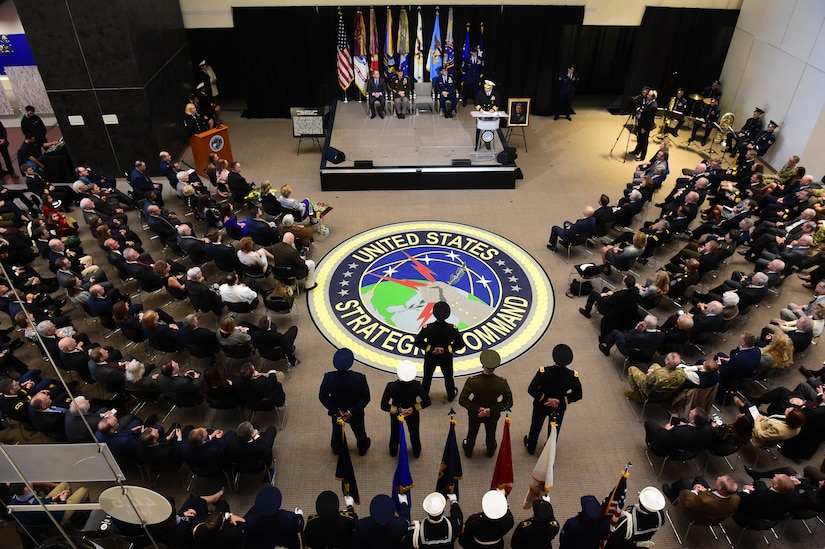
474,80 -> 500,151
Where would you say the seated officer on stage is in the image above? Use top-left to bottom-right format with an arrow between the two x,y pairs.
434,66 -> 458,118
726,107 -> 764,155
664,88 -> 689,136
389,72 -> 412,119
687,97 -> 720,146
736,120 -> 778,158
474,80 -> 500,151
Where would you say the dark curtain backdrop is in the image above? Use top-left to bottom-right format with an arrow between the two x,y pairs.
623,7 -> 739,107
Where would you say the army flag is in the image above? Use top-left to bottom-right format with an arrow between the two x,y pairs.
353,10 -> 368,95
414,8 -> 424,82
490,416 -> 513,496
383,7 -> 395,79
397,8 -> 409,77
336,11 -> 353,91
444,8 -> 455,71
368,7 -> 379,71
426,8 -> 442,75
522,422 -> 557,509
392,416 -> 414,516
334,419 -> 360,505
435,416 -> 463,498
599,463 -> 631,549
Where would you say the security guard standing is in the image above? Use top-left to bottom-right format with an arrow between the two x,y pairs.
415,301 -> 465,400
461,47 -> 484,107
458,490 -> 514,549
380,360 -> 431,458
303,490 -> 358,549
604,486 -> 666,549
459,349 -> 512,458
523,344 -> 582,455
511,498 -> 560,549
319,348 -> 372,456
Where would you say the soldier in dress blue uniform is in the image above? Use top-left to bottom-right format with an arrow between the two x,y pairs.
461,47 -> 484,107
523,344 -> 583,455
352,494 -> 409,548
434,66 -> 458,118
558,495 -> 611,549
319,348 -> 372,455
380,360 -> 432,458
303,490 -> 358,549
687,97 -> 720,146
555,64 -> 579,120
664,88 -> 689,136
736,120 -> 778,157
415,301 -> 465,400
243,486 -> 304,549
726,107 -> 764,155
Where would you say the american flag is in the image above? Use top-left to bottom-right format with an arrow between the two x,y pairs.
599,467 -> 630,549
337,12 -> 353,90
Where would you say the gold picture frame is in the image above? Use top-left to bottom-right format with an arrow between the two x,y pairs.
508,98 -> 530,127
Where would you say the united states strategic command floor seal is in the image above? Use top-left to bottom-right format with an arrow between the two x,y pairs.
308,221 -> 554,376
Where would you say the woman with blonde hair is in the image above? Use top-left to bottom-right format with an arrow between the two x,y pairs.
759,329 -> 794,370
279,184 -> 323,223
637,271 -> 669,309
601,230 -> 647,274
237,236 -> 272,270
183,102 -> 209,136
217,315 -> 252,348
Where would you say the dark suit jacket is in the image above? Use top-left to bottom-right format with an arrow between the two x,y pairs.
184,327 -> 220,354
136,440 -> 183,468
625,329 -> 666,350
735,483 -> 793,522
185,280 -> 224,315
270,243 -> 308,278
147,214 -> 179,241
231,374 -> 286,408
562,216 -> 596,244
181,432 -> 236,470
250,328 -> 295,354
247,218 -> 280,245
228,426 -> 277,466
157,373 -> 203,404
29,407 -> 67,439
88,295 -> 116,320
177,235 -> 208,261
599,287 -> 639,334
65,412 -> 100,443
205,242 -> 239,272
649,423 -> 713,455
129,169 -> 155,196
720,347 -> 761,386
124,261 -> 163,290
144,324 -> 185,352
226,172 -> 253,195
366,76 -> 388,96
59,349 -> 93,381
89,361 -> 126,390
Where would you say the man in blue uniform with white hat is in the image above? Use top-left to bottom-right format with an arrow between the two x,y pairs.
604,486 -> 666,549
319,348 -> 372,455
409,491 -> 463,548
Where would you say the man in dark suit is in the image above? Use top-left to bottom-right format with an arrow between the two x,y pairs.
414,301 -> 465,400
716,332 -> 762,392
644,407 -> 714,456
65,396 -> 109,443
226,161 -> 254,201
95,412 -> 146,462
205,231 -> 239,272
157,360 -> 204,404
600,315 -> 666,358
146,204 -> 181,242
247,206 -> 280,246
185,266 -> 224,316
87,346 -> 128,390
579,275 -> 640,339
733,474 -> 795,523
228,420 -> 277,471
176,224 -> 209,262
129,160 -> 163,206
231,362 -> 286,409
270,232 -> 316,290
250,314 -> 298,367
319,348 -> 371,455
58,337 -> 93,382
180,425 -> 236,471
136,424 -> 184,470
547,206 -> 596,251
434,66 -> 457,117
366,69 -> 387,119
180,314 -> 219,355
631,88 -> 658,160
122,248 -> 163,290
28,390 -> 70,440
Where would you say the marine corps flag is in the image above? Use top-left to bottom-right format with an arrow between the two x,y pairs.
353,10 -> 368,95
444,8 -> 455,71
435,414 -> 463,498
490,416 -> 513,496
426,8 -> 442,75
392,416 -> 414,516
383,7 -> 395,79
368,7 -> 379,71
334,418 -> 360,505
522,421 -> 557,509
414,8 -> 424,82
397,8 -> 410,77
336,11 -> 353,92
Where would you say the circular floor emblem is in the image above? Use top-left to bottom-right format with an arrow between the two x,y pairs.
309,221 -> 554,376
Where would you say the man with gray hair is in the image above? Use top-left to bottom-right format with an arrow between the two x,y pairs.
700,270 -> 770,312
228,420 -> 277,474
600,314 -> 665,358
662,475 -> 739,521
626,352 -> 685,401
65,395 -> 111,443
612,189 -> 644,227
185,266 -> 224,315
176,223 -> 209,261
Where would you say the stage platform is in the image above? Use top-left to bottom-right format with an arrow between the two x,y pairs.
319,100 -> 520,191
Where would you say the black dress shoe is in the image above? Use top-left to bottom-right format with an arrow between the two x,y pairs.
579,308 -> 591,319
554,116 -> 560,120
370,113 -> 376,119
661,483 -> 675,504
598,342 -> 610,356
358,437 -> 371,456
378,112 -> 384,119
546,244 -> 557,252
523,435 -> 535,455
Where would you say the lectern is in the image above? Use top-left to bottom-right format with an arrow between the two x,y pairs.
189,125 -> 233,177
470,111 -> 508,161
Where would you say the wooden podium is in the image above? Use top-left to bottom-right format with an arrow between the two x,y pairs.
189,125 -> 233,176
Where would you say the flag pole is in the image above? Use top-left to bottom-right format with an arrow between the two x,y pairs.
602,461 -> 632,517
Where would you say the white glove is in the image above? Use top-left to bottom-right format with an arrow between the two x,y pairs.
294,508 -> 303,516
542,494 -> 551,503
344,496 -> 355,507
398,494 -> 408,505
447,494 -> 458,504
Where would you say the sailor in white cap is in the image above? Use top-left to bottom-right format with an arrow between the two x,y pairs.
604,486 -> 666,548
458,490 -> 514,548
409,491 -> 463,548
380,360 -> 431,458
459,350 -> 513,458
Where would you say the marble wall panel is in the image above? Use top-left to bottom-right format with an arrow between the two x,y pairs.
6,66 -> 52,113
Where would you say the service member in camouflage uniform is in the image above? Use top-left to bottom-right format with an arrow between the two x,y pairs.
625,352 -> 686,402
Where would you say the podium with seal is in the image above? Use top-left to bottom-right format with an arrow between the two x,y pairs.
470,110 -> 508,161
189,125 -> 233,177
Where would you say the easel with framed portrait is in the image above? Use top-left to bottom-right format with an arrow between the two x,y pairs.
505,98 -> 530,152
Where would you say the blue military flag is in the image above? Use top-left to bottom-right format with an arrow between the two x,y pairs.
392,416 -> 414,516
334,418 -> 360,505
462,22 -> 471,65
435,416 -> 463,498
426,8 -> 442,75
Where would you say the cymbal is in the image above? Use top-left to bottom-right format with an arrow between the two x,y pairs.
703,97 -> 712,104
688,94 -> 704,101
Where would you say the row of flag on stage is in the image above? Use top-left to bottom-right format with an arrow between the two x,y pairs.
334,410 -> 630,540
336,8 -> 486,95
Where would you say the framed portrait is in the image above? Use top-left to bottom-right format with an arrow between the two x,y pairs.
508,98 -> 530,127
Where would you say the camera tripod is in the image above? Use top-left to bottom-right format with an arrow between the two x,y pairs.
610,110 -> 638,163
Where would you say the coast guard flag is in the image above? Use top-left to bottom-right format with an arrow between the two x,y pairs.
368,7 -> 379,71
383,7 -> 395,79
397,8 -> 409,76
435,416 -> 463,498
392,416 -> 414,517
414,8 -> 424,82
444,8 -> 455,71
353,10 -> 368,95
522,422 -> 557,509
490,416 -> 513,496
426,9 -> 442,75
334,419 -> 360,505
336,12 -> 353,91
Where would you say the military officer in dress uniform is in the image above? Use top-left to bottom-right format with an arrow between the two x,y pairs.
458,490 -> 514,549
461,47 -> 484,107
736,120 -> 778,157
390,72 -> 413,119
319,348 -> 372,456
630,89 -> 658,161
381,360 -> 431,458
523,344 -> 583,455
459,349 -> 513,458
664,88 -> 689,136
726,107 -> 764,155
434,66 -> 458,118
242,486 -> 304,549
409,492 -> 463,549
511,498 -> 560,549
604,486 -> 666,549
303,490 -> 358,549
687,97 -> 720,146
474,81 -> 501,151
415,301 -> 465,400
352,494 -> 409,549
555,64 -> 579,121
